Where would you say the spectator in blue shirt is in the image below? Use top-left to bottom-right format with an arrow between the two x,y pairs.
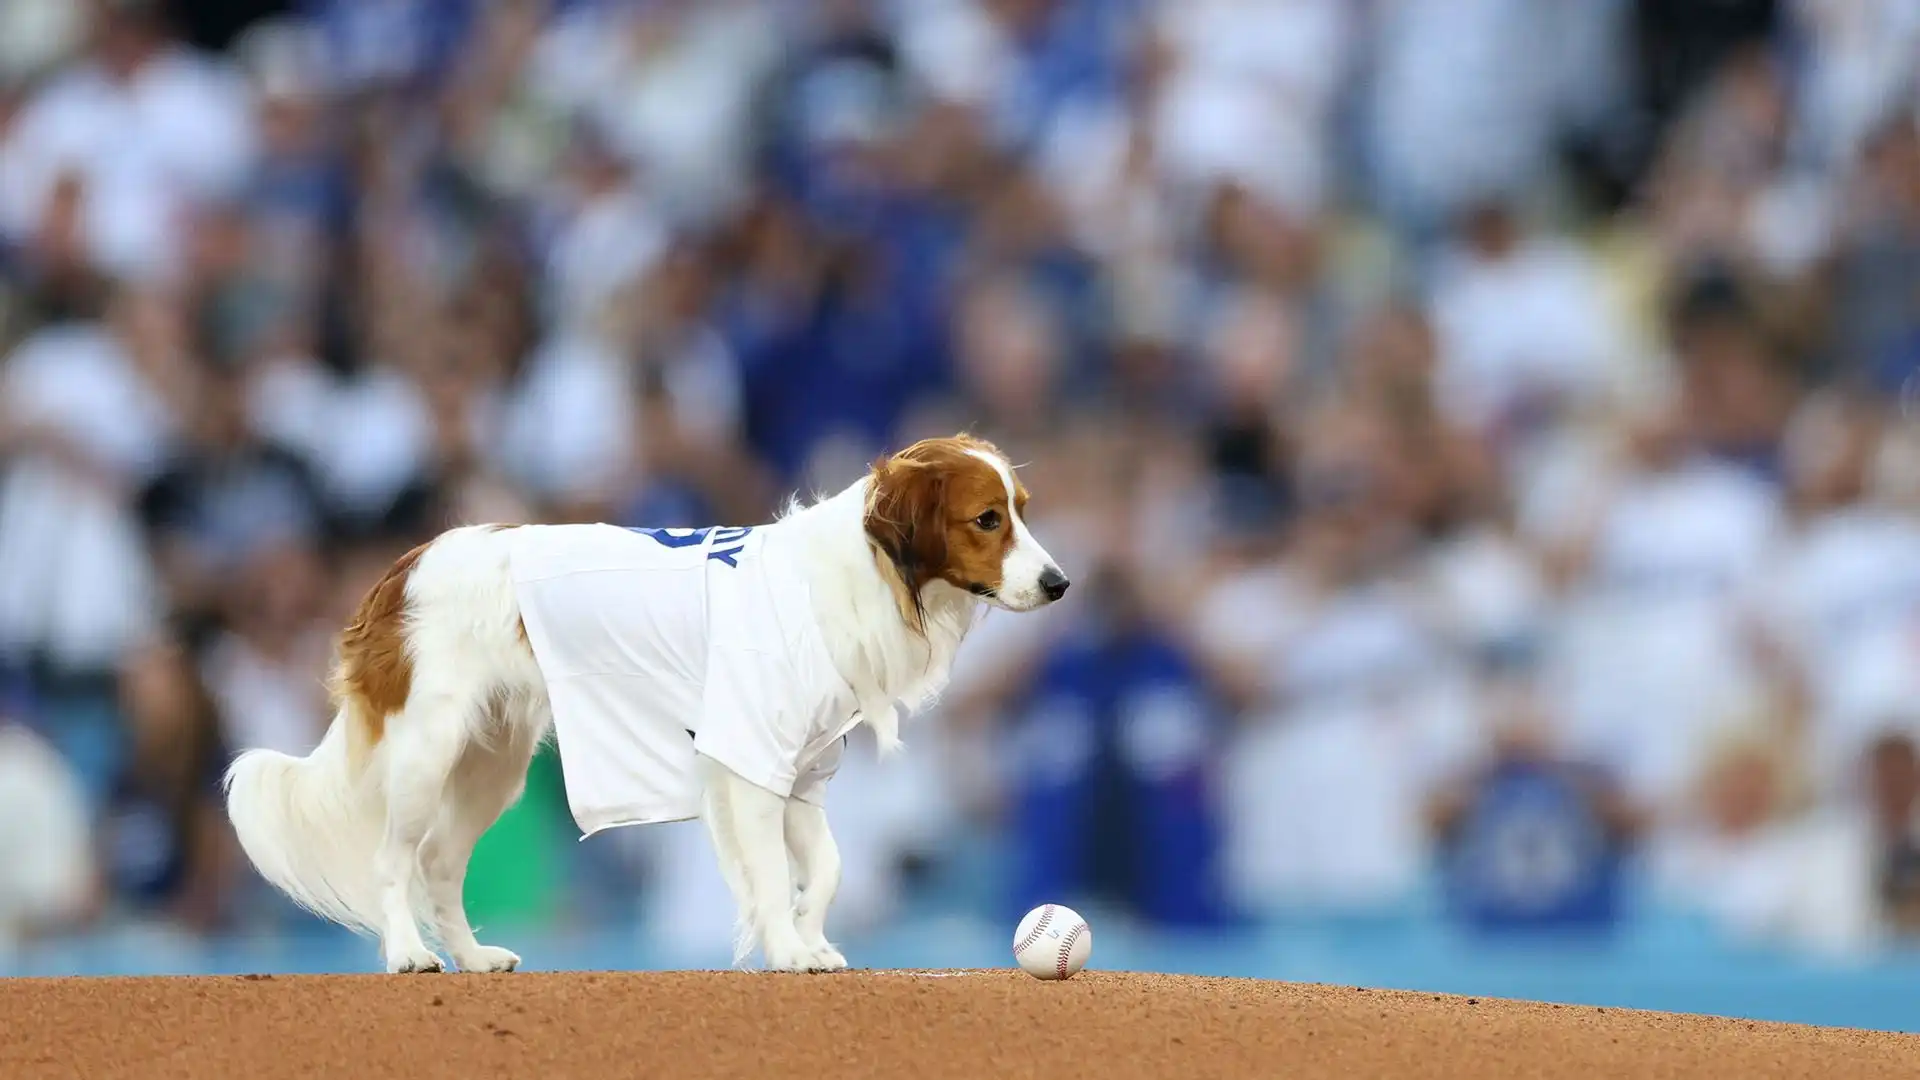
1430,675 -> 1643,936
1005,559 -> 1236,929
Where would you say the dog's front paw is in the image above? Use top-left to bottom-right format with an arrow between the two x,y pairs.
767,941 -> 847,972
385,946 -> 446,974
805,944 -> 848,972
454,945 -> 521,973
761,947 -> 811,973
795,925 -> 847,972
762,933 -> 835,973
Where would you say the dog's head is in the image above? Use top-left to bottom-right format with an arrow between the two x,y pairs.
864,433 -> 1068,629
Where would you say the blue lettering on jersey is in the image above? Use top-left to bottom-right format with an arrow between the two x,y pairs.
628,526 -> 753,567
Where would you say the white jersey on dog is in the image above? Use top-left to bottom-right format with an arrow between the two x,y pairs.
507,523 -> 860,837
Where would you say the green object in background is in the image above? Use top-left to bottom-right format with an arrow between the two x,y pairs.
461,742 -> 567,925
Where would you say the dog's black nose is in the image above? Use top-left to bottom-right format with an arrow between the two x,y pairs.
1038,566 -> 1070,602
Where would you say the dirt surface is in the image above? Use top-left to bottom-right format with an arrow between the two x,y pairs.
2,969 -> 1916,1080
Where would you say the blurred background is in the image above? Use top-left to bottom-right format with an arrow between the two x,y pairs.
2,0 -> 1920,1028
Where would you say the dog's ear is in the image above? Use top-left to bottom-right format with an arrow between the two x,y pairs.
864,451 -> 949,632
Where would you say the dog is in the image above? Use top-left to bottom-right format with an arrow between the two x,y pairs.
223,434 -> 1068,973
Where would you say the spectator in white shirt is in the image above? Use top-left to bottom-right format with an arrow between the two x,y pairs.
0,282 -> 185,795
1786,0 -> 1920,171
0,714 -> 96,955
1747,391 -> 1920,793
0,0 -> 256,284
1362,0 -> 1618,232
0,286 -> 176,667
1539,396 -> 1785,810
1425,200 -> 1626,450
1209,405 -> 1475,911
1650,716 -> 1878,958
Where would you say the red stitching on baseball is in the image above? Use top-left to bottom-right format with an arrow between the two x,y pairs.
1015,905 -> 1054,956
1056,921 -> 1085,979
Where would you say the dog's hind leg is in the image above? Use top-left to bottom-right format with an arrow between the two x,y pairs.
373,688 -> 487,974
785,799 -> 847,971
420,697 -> 545,973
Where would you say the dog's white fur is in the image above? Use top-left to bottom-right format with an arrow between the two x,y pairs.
224,452 -> 1061,973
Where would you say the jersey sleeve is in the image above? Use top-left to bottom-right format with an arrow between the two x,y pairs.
789,735 -> 846,807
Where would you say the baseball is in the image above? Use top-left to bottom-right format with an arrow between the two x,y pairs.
1012,903 -> 1092,980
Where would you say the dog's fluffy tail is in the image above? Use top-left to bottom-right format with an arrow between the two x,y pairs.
223,703 -> 389,935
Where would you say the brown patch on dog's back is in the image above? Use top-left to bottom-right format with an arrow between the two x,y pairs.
332,540 -> 429,769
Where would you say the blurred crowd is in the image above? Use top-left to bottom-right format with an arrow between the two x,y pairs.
1,0 -> 1919,963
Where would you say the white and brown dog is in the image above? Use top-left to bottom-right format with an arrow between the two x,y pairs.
224,434 -> 1067,973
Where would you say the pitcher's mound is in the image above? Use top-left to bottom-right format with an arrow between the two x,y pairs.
2,969 -> 1914,1079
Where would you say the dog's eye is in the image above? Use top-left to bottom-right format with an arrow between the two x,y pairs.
974,510 -> 1002,531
